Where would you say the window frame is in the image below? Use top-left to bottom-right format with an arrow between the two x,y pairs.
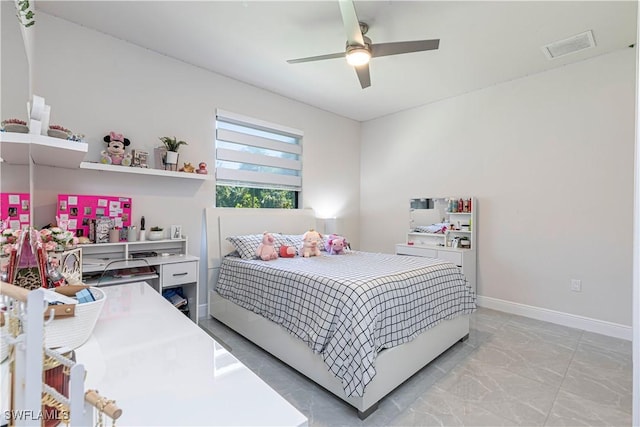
215,109 -> 303,208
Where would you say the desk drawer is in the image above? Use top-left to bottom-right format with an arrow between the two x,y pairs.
396,245 -> 437,258
162,261 -> 197,287
436,250 -> 462,266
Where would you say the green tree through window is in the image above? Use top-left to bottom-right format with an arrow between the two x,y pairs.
216,185 -> 296,208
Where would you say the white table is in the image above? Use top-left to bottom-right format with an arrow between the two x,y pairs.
75,282 -> 307,427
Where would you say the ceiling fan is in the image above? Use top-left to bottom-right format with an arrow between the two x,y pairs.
287,0 -> 440,89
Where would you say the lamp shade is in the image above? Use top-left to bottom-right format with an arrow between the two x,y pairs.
323,218 -> 337,235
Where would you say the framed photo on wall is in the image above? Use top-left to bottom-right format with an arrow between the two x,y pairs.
170,225 -> 182,240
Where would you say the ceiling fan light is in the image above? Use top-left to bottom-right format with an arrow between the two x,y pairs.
346,48 -> 371,66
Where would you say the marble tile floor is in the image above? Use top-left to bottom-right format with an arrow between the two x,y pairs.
198,308 -> 632,427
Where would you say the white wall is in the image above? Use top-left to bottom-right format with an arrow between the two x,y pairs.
0,3 -> 31,204
360,49 -> 636,328
633,6 -> 639,423
3,12 -> 361,308
1,1 -> 29,119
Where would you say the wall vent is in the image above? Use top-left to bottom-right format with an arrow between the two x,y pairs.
542,30 -> 596,60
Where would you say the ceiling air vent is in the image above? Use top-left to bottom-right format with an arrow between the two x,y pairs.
542,30 -> 596,60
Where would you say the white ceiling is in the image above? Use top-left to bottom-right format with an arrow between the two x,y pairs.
35,1 -> 637,122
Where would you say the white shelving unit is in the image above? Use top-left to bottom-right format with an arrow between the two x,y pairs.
0,131 -> 88,167
396,197 -> 477,293
0,132 -> 213,181
80,161 -> 213,180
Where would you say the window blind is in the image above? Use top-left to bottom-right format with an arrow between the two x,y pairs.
215,109 -> 303,191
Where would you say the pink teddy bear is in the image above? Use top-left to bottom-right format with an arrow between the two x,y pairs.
256,232 -> 278,261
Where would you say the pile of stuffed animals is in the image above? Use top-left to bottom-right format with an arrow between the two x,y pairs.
255,230 -> 349,261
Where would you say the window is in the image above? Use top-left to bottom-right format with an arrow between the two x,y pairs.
215,110 -> 302,208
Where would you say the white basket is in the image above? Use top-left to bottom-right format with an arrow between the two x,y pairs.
45,287 -> 106,350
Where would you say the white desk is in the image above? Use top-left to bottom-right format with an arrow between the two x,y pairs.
81,239 -> 200,321
75,282 -> 307,427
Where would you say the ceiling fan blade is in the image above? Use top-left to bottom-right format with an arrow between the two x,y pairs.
371,39 -> 440,58
354,64 -> 371,89
338,0 -> 365,47
287,52 -> 346,64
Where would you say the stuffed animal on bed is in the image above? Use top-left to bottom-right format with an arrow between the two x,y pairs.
325,234 -> 348,255
279,245 -> 296,258
300,229 -> 322,258
256,232 -> 278,261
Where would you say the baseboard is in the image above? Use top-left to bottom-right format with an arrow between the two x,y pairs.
476,295 -> 632,341
199,296 -> 631,340
198,303 -> 208,319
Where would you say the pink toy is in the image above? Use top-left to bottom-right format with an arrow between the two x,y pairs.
196,162 -> 208,174
101,131 -> 132,166
256,232 -> 278,261
300,229 -> 322,258
325,234 -> 348,255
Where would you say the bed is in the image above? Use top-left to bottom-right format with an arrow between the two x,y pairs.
206,208 -> 476,418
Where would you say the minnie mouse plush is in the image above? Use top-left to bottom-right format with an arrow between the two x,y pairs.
101,131 -> 132,166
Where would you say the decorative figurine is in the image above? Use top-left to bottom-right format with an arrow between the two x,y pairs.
196,162 -> 208,174
179,162 -> 196,173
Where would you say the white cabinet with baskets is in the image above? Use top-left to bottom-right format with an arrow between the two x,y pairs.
396,197 -> 477,293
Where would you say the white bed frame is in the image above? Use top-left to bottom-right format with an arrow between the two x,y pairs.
206,208 -> 470,418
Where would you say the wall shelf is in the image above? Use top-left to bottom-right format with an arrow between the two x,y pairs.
407,232 -> 446,238
80,161 -> 214,180
0,131 -> 88,168
0,132 -> 211,182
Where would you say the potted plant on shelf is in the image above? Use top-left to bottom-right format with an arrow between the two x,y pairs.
147,226 -> 164,241
159,136 -> 187,171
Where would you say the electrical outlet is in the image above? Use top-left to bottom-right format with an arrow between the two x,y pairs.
571,279 -> 582,292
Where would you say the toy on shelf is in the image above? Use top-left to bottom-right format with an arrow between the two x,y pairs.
179,162 -> 196,173
101,131 -> 132,166
196,162 -> 208,174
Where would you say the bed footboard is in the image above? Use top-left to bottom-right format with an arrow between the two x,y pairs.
209,290 -> 470,418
